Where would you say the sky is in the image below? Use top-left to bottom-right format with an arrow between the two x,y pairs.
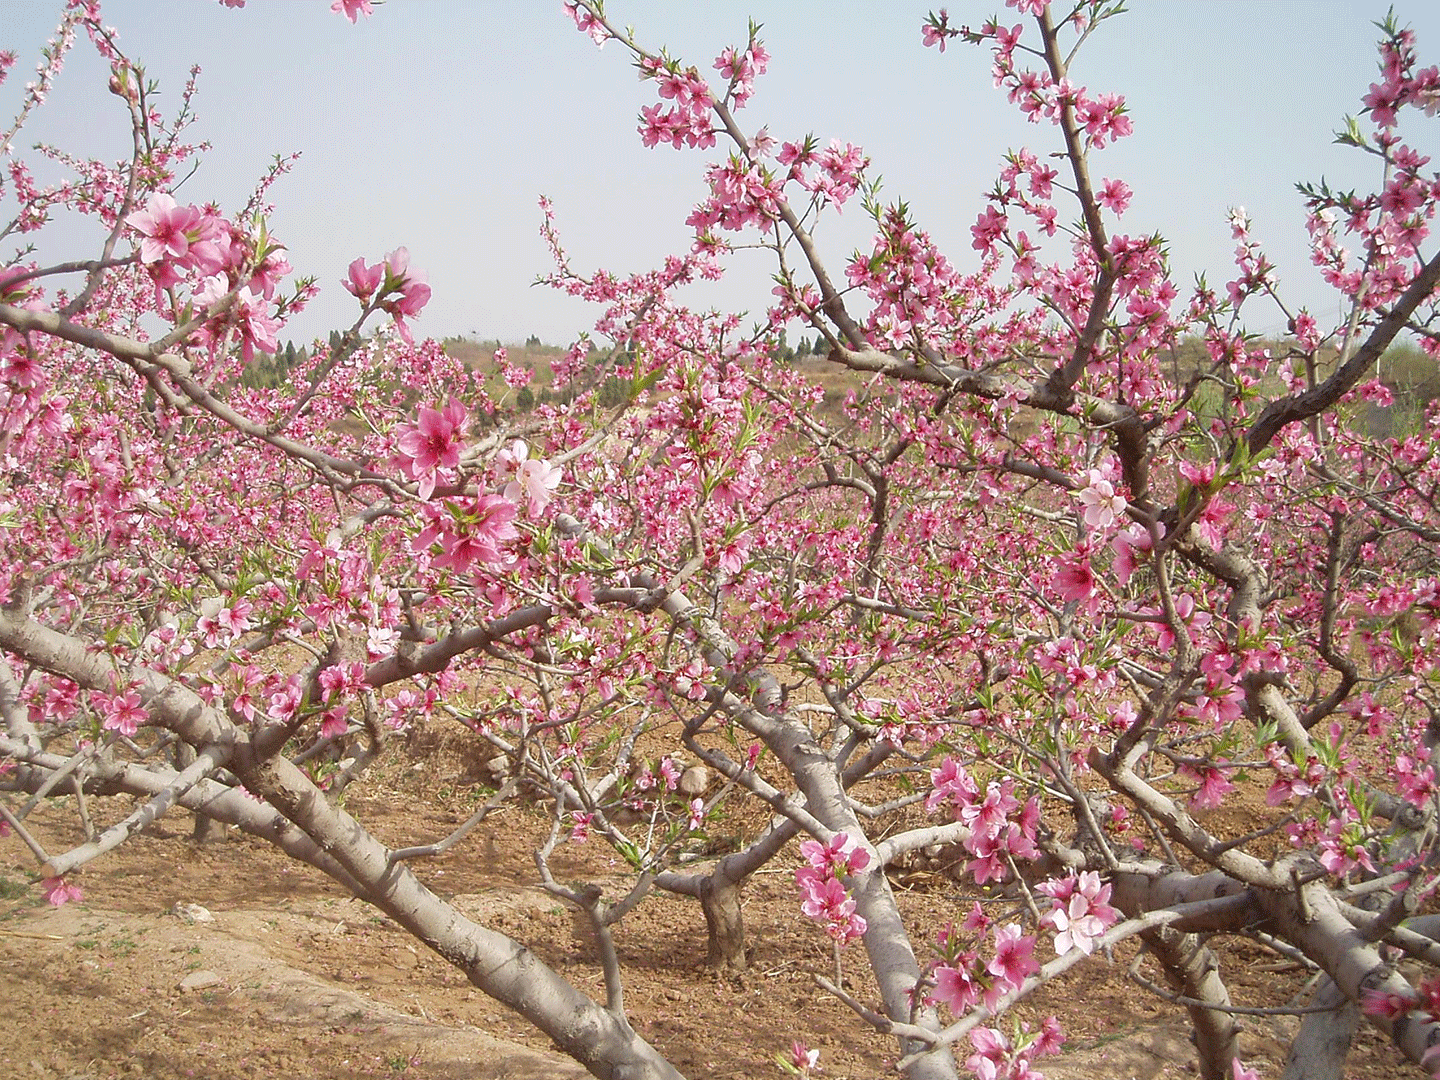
4,1 -> 1440,349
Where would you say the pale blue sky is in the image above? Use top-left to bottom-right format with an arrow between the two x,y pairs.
5,1 -> 1440,347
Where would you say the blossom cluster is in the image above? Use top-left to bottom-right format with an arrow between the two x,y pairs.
1361,22 -> 1440,128
343,247 -> 432,344
638,56 -> 715,151
927,757 -> 1041,884
793,833 -> 869,944
928,912 -> 1063,1080
125,191 -> 288,361
713,36 -> 769,109
1036,872 -> 1119,956
962,1019 -> 1063,1080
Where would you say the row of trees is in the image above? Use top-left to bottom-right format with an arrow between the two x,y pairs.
4,2 -> 1440,1079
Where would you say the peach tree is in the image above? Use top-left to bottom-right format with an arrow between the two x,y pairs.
4,2 -> 1440,1079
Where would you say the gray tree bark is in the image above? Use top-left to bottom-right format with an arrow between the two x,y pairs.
1141,925 -> 1240,1080
699,874 -> 747,970
173,739 -> 229,843
1282,978 -> 1358,1080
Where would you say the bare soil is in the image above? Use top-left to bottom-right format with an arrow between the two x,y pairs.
0,742 -> 1416,1080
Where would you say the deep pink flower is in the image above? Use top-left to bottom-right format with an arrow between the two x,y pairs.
965,1027 -> 1009,1080
971,205 -> 1007,252
234,287 -> 279,360
1360,986 -> 1416,1019
928,755 -> 978,813
420,494 -> 519,575
987,923 -> 1039,988
247,249 -> 291,299
296,540 -> 340,581
961,901 -> 990,934
570,812 -> 593,842
1034,1015 -> 1065,1056
267,676 -> 305,722
564,1 -> 609,47
799,832 -> 871,875
397,400 -> 467,498
216,599 -> 253,639
126,193 -> 201,265
795,872 -> 867,943
469,493 -> 519,550
99,689 -> 147,738
1112,522 -> 1159,584
1363,80 -> 1401,127
331,0 -> 373,22
377,247 -> 431,340
1097,177 -> 1133,215
401,404 -> 464,473
42,877 -> 84,906
0,349 -> 44,389
933,960 -> 981,1013
1186,762 -> 1236,811
319,709 -> 349,740
343,256 -> 384,300
1051,555 -> 1095,604
319,660 -> 368,702
392,278 -> 431,317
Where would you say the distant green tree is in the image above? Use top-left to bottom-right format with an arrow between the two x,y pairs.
774,329 -> 795,363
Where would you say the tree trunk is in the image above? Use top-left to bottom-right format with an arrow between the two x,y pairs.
173,739 -> 228,843
191,812 -> 229,843
655,818 -> 801,971
1282,977 -> 1357,1080
1142,925 -> 1240,1080
700,874 -> 747,970
770,725 -> 959,1080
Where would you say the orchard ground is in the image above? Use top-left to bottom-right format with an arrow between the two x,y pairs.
0,726 -> 1414,1080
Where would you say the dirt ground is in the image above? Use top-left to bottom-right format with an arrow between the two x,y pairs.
0,742 -> 1419,1080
